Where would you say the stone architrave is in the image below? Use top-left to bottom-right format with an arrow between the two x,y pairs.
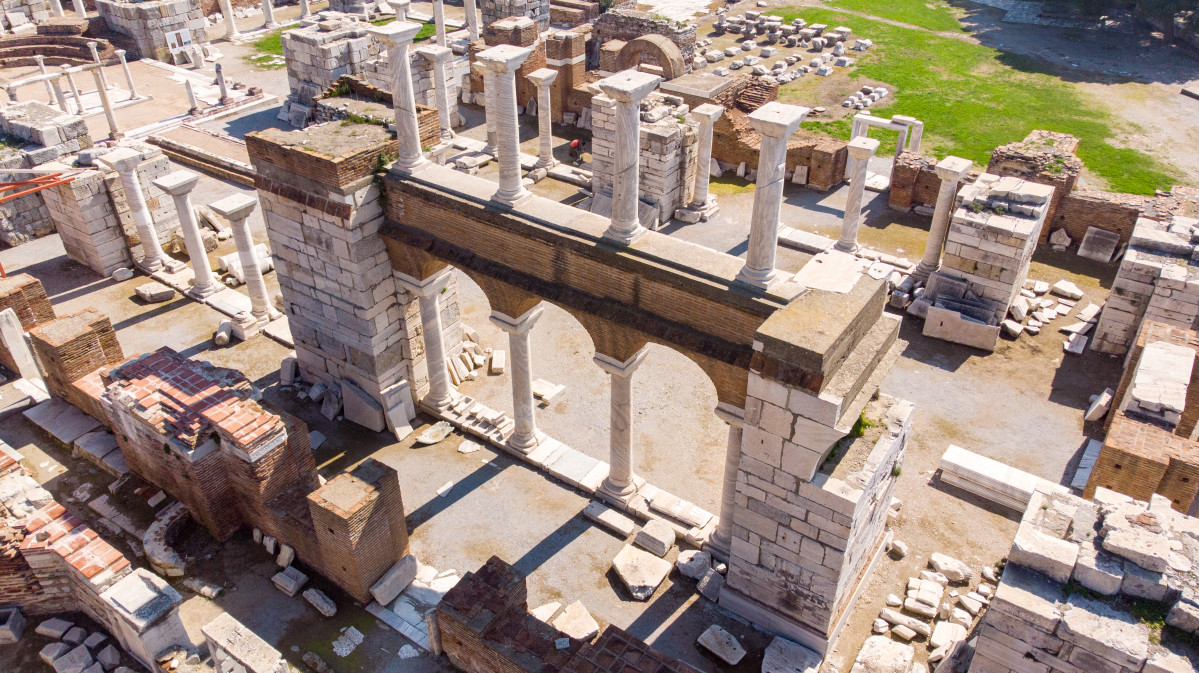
115,50 -> 137,98
153,171 -> 222,298
912,156 -> 972,281
99,148 -> 171,271
210,194 -> 276,323
369,21 -> 427,173
595,347 -> 650,500
736,102 -> 808,289
476,45 -> 534,207
834,136 -> 880,254
688,103 -> 724,218
262,0 -> 279,29
597,69 -> 662,245
526,68 -> 557,170
490,305 -> 544,452
416,45 -> 453,140
708,403 -> 744,560
396,269 -> 455,410
220,0 -> 241,39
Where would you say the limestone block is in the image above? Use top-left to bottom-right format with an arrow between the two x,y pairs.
41,643 -> 70,665
849,636 -> 913,673
63,628 -> 86,645
1144,651 -> 1196,673
1102,524 -> 1171,573
52,645 -> 93,673
1009,524 -> 1078,584
303,588 -> 337,616
1059,595 -> 1150,670
1120,561 -> 1168,601
135,282 -> 176,303
37,619 -> 73,639
697,624 -> 745,665
1072,549 -> 1123,595
675,550 -> 711,580
341,379 -> 385,432
612,544 -> 671,600
371,554 -> 418,605
634,519 -> 676,556
551,601 -> 599,640
276,544 -> 295,568
929,553 -> 973,582
95,645 -> 120,670
272,566 -> 308,596
321,384 -> 343,420
878,609 -> 930,636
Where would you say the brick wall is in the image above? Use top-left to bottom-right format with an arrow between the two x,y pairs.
710,108 -> 847,191
985,131 -> 1081,242
28,308 -> 124,418
1049,189 -> 1143,249
591,8 -> 695,71
0,273 -> 55,331
888,152 -> 954,212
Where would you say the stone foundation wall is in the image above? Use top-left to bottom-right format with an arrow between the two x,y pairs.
42,169 -> 131,276
282,15 -> 380,106
0,274 -> 55,376
710,108 -> 847,191
95,0 -> 206,61
27,308 -> 124,417
1049,189 -> 1143,250
0,0 -> 49,26
0,101 -> 91,167
480,0 -> 549,31
985,130 -> 1081,243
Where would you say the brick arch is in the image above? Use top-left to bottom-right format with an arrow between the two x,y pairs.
617,35 -> 686,80
381,236 -> 450,282
465,272 -> 544,323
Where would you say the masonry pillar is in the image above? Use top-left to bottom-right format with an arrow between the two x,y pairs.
433,0 -> 446,46
418,45 -> 454,140
463,0 -> 479,41
736,102 -> 808,289
490,305 -> 543,452
688,102 -> 724,217
912,156 -> 973,282
834,136 -> 879,254
708,403 -> 744,560
153,171 -> 222,299
220,0 -> 241,39
115,50 -> 137,99
597,70 -> 661,245
371,21 -> 428,173
396,270 -> 455,410
477,45 -> 533,207
595,347 -> 649,500
87,42 -> 109,91
211,194 -> 276,323
262,0 -> 279,30
527,68 -> 557,170
99,148 -> 172,271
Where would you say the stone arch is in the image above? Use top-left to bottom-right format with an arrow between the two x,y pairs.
617,35 -> 686,80
466,272 -> 544,322
382,236 -> 450,282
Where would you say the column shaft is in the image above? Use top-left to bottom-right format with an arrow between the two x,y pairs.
433,0 -> 446,46
595,348 -> 648,500
432,59 -> 452,139
478,45 -> 533,205
116,50 -> 137,98
418,292 -> 453,409
230,215 -> 272,320
835,155 -> 869,253
535,84 -> 553,169
709,422 -> 744,558
608,98 -> 641,239
483,69 -> 498,155
116,169 -> 166,270
912,156 -> 972,281
386,32 -> 426,170
262,0 -> 278,28
220,0 -> 241,38
742,132 -> 787,279
171,193 -> 220,296
692,119 -> 715,207
464,0 -> 479,40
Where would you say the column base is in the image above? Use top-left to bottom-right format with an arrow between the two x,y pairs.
687,198 -> 720,221
506,429 -> 544,454
833,239 -> 859,254
706,530 -> 731,562
603,222 -> 647,246
263,21 -> 280,29
734,264 -> 779,290
910,260 -> 936,282
251,307 -> 283,325
492,187 -> 532,208
533,158 -> 557,171
390,156 -> 431,175
136,258 -> 165,274
597,476 -> 638,502
187,282 -> 223,300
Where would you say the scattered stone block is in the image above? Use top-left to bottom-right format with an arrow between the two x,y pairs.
762,637 -> 821,673
63,627 -> 87,645
891,625 -> 917,641
634,519 -> 676,557
1085,388 -> 1114,421
873,619 -> 888,634
96,645 -> 120,670
849,636 -> 913,673
696,566 -> 725,602
41,642 -> 70,665
341,380 -> 385,432
321,384 -> 343,421
280,356 -> 298,385
551,601 -> 598,640
263,535 -> 277,554
371,554 -> 418,605
1050,280 -> 1084,300
37,618 -> 73,639
697,625 -> 745,665
530,602 -> 561,623
214,319 -> 232,346
490,350 -> 506,374
303,588 -> 337,616
82,633 -> 106,650
929,622 -> 966,649
53,645 -> 93,673
0,608 -> 24,645
276,543 -> 295,568
929,553 -> 973,582
879,609 -> 931,636
675,550 -> 711,580
134,282 -> 175,303
272,566 -> 308,596
612,544 -> 672,600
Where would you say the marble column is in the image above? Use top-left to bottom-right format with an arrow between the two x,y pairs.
190,44 -> 206,69
834,135 -> 879,254
115,50 -> 137,99
688,102 -> 724,217
99,148 -> 169,271
527,68 -> 557,170
48,0 -> 64,16
396,269 -> 455,410
432,0 -> 446,47
490,305 -> 544,452
185,79 -> 201,115
912,156 -> 973,282
262,0 -> 279,30
595,347 -> 649,500
154,171 -> 222,298
463,0 -> 479,40
477,45 -> 533,207
220,0 -> 241,39
48,76 -> 68,113
894,115 -> 923,154
211,194 -> 275,323
298,0 -> 310,18
370,21 -> 428,173
476,63 -> 498,156
62,66 -> 83,115
597,69 -> 661,245
215,63 -> 232,105
72,0 -> 84,17
87,42 -> 109,91
417,45 -> 454,140
3,86 -> 14,103
736,101 -> 807,289
33,56 -> 56,105
387,0 -> 409,20
90,67 -> 121,139
708,403 -> 745,560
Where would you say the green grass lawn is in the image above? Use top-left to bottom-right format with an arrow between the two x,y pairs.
827,0 -> 966,32
774,6 -> 1179,195
245,22 -> 435,68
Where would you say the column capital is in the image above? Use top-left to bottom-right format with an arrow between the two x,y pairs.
714,402 -> 744,427
527,67 -> 557,87
597,69 -> 660,105
152,170 -> 200,196
847,135 -> 880,160
395,268 -> 452,298
749,101 -> 808,138
97,147 -> 143,173
593,347 -> 649,378
934,155 -> 972,182
209,193 -> 258,222
476,45 -> 533,74
691,102 -> 724,125
368,20 -> 422,48
114,49 -> 126,58
387,0 -> 409,13
489,305 -> 543,335
415,44 -> 452,64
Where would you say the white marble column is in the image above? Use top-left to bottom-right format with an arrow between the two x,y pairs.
527,68 -> 557,170
432,0 -> 446,46
115,50 -> 137,99
477,45 -> 533,207
834,136 -> 879,254
708,403 -> 744,560
299,0 -> 310,17
396,270 -> 455,410
48,0 -> 64,16
87,42 -> 109,91
48,76 -> 68,113
185,79 -> 201,115
72,0 -> 84,17
211,194 -> 275,323
99,148 -> 169,271
912,156 -> 972,282
262,0 -> 279,30
34,56 -> 56,104
220,0 -> 241,39
154,171 -> 222,298
476,63 -> 498,156
215,63 -> 232,105
417,45 -> 454,140
688,102 -> 724,217
736,101 -> 808,289
595,347 -> 649,500
370,21 -> 428,173
90,68 -> 120,139
490,305 -> 543,452
597,69 -> 661,245
62,66 -> 83,115
387,0 -> 409,20
463,0 -> 479,41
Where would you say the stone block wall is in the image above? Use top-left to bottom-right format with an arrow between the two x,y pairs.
591,9 -> 696,72
590,91 -> 698,227
0,101 -> 91,167
985,130 -> 1082,242
1092,216 -> 1199,356
41,169 -> 132,277
95,0 -> 206,61
282,15 -> 381,106
543,29 -> 586,122
0,0 -> 49,26
469,17 -> 547,111
360,48 -> 460,132
480,0 -> 549,31
0,273 -> 55,376
888,152 -> 956,213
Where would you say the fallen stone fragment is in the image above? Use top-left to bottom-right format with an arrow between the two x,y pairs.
634,519 -> 676,557
849,635 -> 914,673
135,282 -> 175,303
551,601 -> 598,640
762,637 -> 821,673
1085,388 -> 1114,422
886,594 -> 902,607
929,553 -> 973,582
96,644 -> 120,669
272,566 -> 308,597
878,609 -> 931,636
903,597 -> 937,618
873,619 -> 888,634
111,268 -> 133,281
888,539 -> 908,558
612,545 -> 672,600
1051,280 -> 1084,300
696,567 -> 725,602
891,625 -> 916,641
675,550 -> 711,580
303,588 -> 337,617
697,625 -> 745,664
63,628 -> 86,645
416,421 -> 453,445
213,319 -> 233,346
1001,319 -> 1023,337
929,621 -> 966,649
37,619 -> 73,640
530,602 -> 561,623
41,643 -> 70,665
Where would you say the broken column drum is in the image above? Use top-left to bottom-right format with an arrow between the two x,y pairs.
100,148 -> 169,271
527,68 -> 558,171
912,156 -> 973,282
490,306 -> 544,451
477,45 -> 534,207
153,170 -> 222,299
370,21 -> 428,173
210,193 -> 273,323
737,102 -> 808,289
597,69 -> 662,245
834,136 -> 880,254
596,347 -> 649,500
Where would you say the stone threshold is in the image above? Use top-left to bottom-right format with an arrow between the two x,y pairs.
419,394 -> 719,546
148,266 -> 294,348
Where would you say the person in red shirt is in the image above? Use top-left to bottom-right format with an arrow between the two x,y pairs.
568,138 -> 583,159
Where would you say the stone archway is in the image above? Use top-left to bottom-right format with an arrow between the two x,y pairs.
617,35 -> 686,80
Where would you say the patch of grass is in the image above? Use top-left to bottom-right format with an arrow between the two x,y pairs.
252,28 -> 288,56
828,0 -> 965,32
849,411 -> 877,438
707,175 -> 755,196
773,7 -> 1181,195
